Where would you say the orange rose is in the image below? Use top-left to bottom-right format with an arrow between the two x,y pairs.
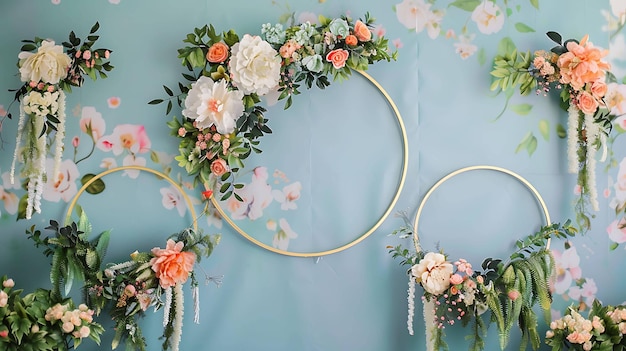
210,158 -> 229,176
206,42 -> 229,63
150,239 -> 196,289
576,90 -> 600,115
326,49 -> 349,69
353,20 -> 372,42
345,35 -> 358,46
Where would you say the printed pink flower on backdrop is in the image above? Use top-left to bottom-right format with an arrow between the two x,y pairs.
568,279 -> 597,306
607,218 -> 626,244
551,246 -> 582,295
0,187 -> 18,215
108,0 -> 120,3
272,218 -> 298,250
97,124 -> 151,155
160,186 -> 186,217
121,155 -> 146,178
107,96 -> 121,109
393,38 -> 404,49
42,159 -> 80,203
80,106 -> 106,141
0,105 -> 6,117
606,82 -> 626,117
272,181 -> 302,210
227,166 -> 273,220
51,0 -> 60,4
613,158 -> 626,206
471,0 -> 504,35
395,0 -> 422,30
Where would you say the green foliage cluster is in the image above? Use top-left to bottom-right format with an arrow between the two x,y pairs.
388,212 -> 578,351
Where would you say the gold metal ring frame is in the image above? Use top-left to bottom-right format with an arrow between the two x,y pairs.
412,165 -> 551,252
65,165 -> 197,231
211,70 -> 409,257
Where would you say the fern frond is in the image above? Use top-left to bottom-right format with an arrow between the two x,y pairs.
485,287 -> 507,349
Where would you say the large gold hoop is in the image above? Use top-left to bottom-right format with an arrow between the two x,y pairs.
65,165 -> 197,231
211,70 -> 409,257
413,165 -> 551,252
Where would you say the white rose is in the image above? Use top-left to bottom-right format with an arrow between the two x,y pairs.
229,34 -> 281,96
411,252 -> 453,295
19,40 -> 72,84
182,76 -> 244,134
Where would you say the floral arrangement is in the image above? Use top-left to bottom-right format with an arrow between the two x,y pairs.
490,32 -> 614,232
26,209 -> 221,351
545,299 -> 626,351
150,12 -> 396,201
0,276 -> 104,351
5,23 -> 113,220
388,211 -> 577,351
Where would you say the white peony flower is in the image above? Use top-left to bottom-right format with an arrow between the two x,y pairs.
18,40 -> 72,84
411,252 -> 453,295
182,76 -> 244,134
229,34 -> 281,96
471,1 -> 504,35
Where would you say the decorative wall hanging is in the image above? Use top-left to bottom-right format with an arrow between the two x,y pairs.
149,12 -> 403,256
4,23 -> 114,220
53,165 -> 221,351
150,12 -> 397,201
388,165 -> 578,351
489,32 -> 614,232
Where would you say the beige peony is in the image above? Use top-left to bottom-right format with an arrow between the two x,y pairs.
182,76 -> 244,134
18,40 -> 72,84
228,34 -> 281,96
411,252 -> 453,295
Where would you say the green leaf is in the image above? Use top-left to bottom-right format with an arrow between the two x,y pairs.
448,0 -> 481,11
556,123 -> 567,138
148,99 -> 163,105
538,119 -> 550,141
515,22 -> 535,33
81,174 -> 106,194
529,0 -> 539,9
510,103 -> 532,115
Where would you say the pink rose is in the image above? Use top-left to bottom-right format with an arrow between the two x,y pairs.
449,273 -> 463,285
507,290 -> 520,301
326,49 -> 349,69
210,158 -> 229,177
353,20 -> 372,42
576,91 -> 600,114
0,330 -> 7,338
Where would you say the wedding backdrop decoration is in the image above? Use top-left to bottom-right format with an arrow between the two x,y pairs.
388,165 -> 578,351
0,274 -> 104,351
150,12 -> 397,201
4,22 -> 113,220
545,299 -> 626,351
490,32 -> 613,232
43,166 -> 222,351
210,69 -> 407,257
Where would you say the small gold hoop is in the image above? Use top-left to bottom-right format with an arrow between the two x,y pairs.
65,165 -> 197,231
413,165 -> 551,252
211,69 -> 409,257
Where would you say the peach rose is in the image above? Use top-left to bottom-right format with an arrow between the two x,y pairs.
591,80 -> 608,99
576,90 -> 600,114
210,158 -> 229,176
326,49 -> 349,69
345,35 -> 358,46
150,239 -> 196,289
354,20 -> 371,42
206,42 -> 229,63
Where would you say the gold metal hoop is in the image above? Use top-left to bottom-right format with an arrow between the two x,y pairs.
211,70 -> 409,257
413,165 -> 551,252
65,165 -> 197,231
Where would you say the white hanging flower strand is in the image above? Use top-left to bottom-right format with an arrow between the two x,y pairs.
51,90 -> 66,182
163,286 -> 172,328
567,104 -> 580,174
172,283 -> 184,351
407,277 -> 415,336
423,297 -> 437,351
